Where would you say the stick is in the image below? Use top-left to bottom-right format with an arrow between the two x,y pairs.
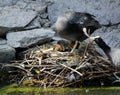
59,63 -> 83,76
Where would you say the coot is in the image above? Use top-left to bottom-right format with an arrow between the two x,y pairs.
93,36 -> 120,67
52,11 -> 101,52
90,36 -> 120,84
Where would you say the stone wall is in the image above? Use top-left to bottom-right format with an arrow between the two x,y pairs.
48,0 -> 120,25
0,0 -> 54,62
0,0 -> 120,62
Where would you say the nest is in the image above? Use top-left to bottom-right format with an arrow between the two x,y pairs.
2,41 -> 120,87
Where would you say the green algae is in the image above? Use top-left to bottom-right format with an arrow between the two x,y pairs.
1,84 -> 120,95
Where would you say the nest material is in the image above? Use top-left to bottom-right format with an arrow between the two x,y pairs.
3,42 -> 120,87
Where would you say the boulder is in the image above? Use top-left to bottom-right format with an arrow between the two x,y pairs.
0,0 -> 17,7
7,28 -> 55,48
0,38 -> 7,45
0,45 -> 15,62
15,0 -> 52,12
0,6 -> 37,27
91,25 -> 120,55
48,0 -> 120,25
92,26 -> 120,48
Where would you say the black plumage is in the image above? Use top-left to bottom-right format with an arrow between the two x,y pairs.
94,37 -> 120,67
52,11 -> 101,42
93,36 -> 120,84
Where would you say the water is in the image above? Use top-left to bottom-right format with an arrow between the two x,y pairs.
1,85 -> 120,95
39,88 -> 120,95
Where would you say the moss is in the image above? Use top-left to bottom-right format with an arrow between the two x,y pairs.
1,84 -> 120,95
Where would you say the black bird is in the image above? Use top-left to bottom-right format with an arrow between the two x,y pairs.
90,36 -> 120,84
91,36 -> 120,67
51,11 -> 101,52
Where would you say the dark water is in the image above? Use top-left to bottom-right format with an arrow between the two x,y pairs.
39,89 -> 120,95
1,86 -> 120,95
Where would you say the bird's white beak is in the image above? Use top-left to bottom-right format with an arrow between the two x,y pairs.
89,36 -> 100,43
83,28 -> 90,37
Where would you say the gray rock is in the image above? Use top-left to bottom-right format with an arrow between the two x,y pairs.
48,0 -> 120,25
0,45 -> 15,62
91,26 -> 120,56
0,6 -> 36,27
25,16 -> 42,29
0,0 -> 17,7
15,0 -> 48,12
40,19 -> 51,28
24,2 -> 46,12
118,24 -> 120,29
15,1 -> 27,9
92,26 -> 120,48
7,28 -> 55,48
0,38 -> 7,45
40,13 -> 48,19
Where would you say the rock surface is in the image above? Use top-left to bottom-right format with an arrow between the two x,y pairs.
7,28 -> 55,48
0,6 -> 37,27
0,0 -> 17,7
0,0 -> 52,62
91,25 -> 120,55
48,0 -> 120,25
0,45 -> 15,62
93,26 -> 120,48
0,38 -> 7,45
